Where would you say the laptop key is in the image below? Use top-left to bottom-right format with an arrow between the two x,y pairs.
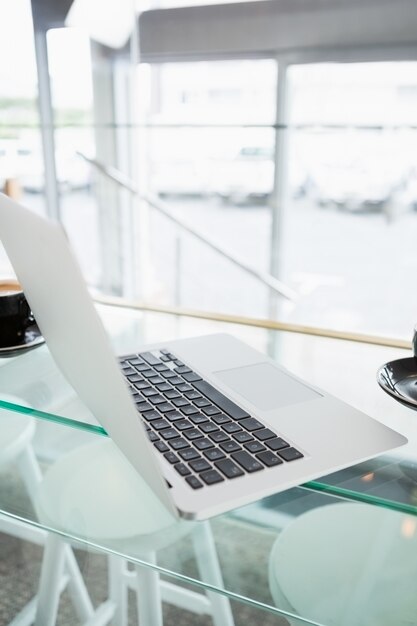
157,382 -> 172,393
212,414 -> 231,425
149,376 -> 164,385
139,352 -> 161,367
154,364 -> 169,373
219,440 -> 241,453
170,377 -> 184,386
127,373 -> 142,383
193,380 -> 250,420
189,459 -> 212,473
254,428 -> 276,441
150,395 -> 165,405
184,428 -> 203,441
278,447 -> 304,462
204,448 -> 226,461
136,363 -> 152,372
186,475 -> 203,490
193,397 -> 211,408
164,452 -> 180,464
154,440 -> 169,453
177,383 -> 192,392
157,402 -> 175,413
175,419 -> 193,431
165,411 -> 183,422
200,470 -> 224,485
122,367 -> 136,376
161,428 -> 180,440
147,431 -> 158,442
174,463 -> 191,476
152,419 -> 169,430
189,414 -> 208,425
136,402 -> 153,413
240,417 -> 263,432
222,422 -> 242,434
127,357 -> 142,365
209,431 -> 229,443
163,389 -> 180,399
215,459 -> 244,479
141,409 -> 161,421
172,398 -> 189,408
162,370 -> 177,379
169,438 -> 190,451
199,422 -> 219,434
194,438 -> 214,451
202,405 -> 221,416
141,369 -> 156,378
179,448 -> 200,461
231,451 -> 264,473
141,387 -> 158,397
182,372 -> 203,383
266,437 -> 290,451
184,391 -> 201,401
134,381 -> 151,392
233,431 -> 253,443
244,441 -> 266,453
257,451 -> 283,467
175,366 -> 191,375
181,405 -> 199,416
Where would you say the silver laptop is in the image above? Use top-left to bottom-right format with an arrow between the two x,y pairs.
0,194 -> 407,520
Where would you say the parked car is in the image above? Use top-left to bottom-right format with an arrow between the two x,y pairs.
310,160 -> 399,212
18,148 -> 91,193
208,145 -> 310,204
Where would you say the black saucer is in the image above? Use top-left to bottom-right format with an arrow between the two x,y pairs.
0,323 -> 45,358
377,356 -> 417,410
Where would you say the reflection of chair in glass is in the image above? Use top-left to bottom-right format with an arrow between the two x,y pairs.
34,439 -> 235,626
268,501 -> 417,626
0,406 -> 95,625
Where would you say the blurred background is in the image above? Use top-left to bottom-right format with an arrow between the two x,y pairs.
1,0 -> 417,339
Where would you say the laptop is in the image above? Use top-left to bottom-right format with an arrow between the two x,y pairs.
0,194 -> 407,520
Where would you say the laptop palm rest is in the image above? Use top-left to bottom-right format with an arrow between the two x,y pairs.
214,363 -> 321,411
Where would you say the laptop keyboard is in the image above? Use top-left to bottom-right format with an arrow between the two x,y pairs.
119,349 -> 303,490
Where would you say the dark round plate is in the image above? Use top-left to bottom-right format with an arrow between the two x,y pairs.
377,356 -> 417,410
0,323 -> 45,358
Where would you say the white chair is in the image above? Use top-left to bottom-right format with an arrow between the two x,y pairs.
0,402 -> 95,626
268,501 -> 417,626
34,438 -> 235,626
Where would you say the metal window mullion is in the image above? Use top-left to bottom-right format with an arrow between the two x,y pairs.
269,57 -> 291,319
33,28 -> 60,221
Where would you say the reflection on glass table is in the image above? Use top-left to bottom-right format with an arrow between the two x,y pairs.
1,303 -> 417,625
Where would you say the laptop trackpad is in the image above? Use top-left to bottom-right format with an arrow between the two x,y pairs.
214,363 -> 320,411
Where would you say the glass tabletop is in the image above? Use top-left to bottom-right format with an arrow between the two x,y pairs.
1,303 -> 417,626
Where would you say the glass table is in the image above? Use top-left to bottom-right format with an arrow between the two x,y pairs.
0,303 -> 416,626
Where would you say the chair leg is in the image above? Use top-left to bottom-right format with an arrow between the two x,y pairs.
64,544 -> 95,623
34,533 -> 66,626
18,445 -> 95,624
108,555 -> 128,626
192,521 -> 235,626
135,552 -> 163,626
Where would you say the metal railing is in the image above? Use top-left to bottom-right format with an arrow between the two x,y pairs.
78,152 -> 298,302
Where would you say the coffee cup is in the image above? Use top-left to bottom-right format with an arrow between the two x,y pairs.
0,279 -> 35,348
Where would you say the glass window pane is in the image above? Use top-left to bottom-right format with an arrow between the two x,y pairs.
281,62 -> 417,337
